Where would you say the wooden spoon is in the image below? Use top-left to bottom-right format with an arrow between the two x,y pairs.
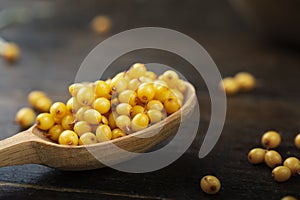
0,82 -> 196,171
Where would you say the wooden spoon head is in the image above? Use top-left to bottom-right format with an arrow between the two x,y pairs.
30,82 -> 197,171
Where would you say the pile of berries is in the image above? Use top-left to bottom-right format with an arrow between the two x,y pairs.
248,131 -> 300,182
17,63 -> 187,146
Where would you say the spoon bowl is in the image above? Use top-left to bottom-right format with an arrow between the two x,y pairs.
0,82 -> 196,171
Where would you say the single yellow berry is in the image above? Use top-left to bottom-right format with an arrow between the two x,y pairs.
50,102 -> 67,119
264,150 -> 282,168
200,175 -> 221,195
15,107 -> 36,128
36,113 -> 55,131
28,91 -> 47,106
61,114 -> 75,130
83,109 -> 102,124
220,77 -> 239,95
111,128 -> 127,139
234,72 -> 256,92
261,130 -> 281,149
47,125 -> 64,142
93,97 -> 111,114
164,97 -> 180,114
79,132 -> 97,145
2,42 -> 20,63
35,97 -> 52,112
283,157 -> 300,175
96,125 -> 112,142
73,121 -> 92,137
58,130 -> 78,146
137,83 -> 155,103
272,166 -> 292,182
248,148 -> 266,164
91,15 -> 112,34
131,113 -> 149,132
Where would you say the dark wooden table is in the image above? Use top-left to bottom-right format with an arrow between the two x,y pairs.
0,0 -> 299,199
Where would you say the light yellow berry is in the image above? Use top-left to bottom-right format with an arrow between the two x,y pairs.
272,166 -> 291,182
36,113 -> 55,131
58,130 -> 78,146
15,107 -> 36,128
200,175 -> 221,195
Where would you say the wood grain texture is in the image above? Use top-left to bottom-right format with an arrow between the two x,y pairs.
0,0 -> 299,199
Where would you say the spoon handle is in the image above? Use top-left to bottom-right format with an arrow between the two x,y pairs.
0,130 -> 41,167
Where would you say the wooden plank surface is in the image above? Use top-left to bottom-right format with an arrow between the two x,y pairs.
0,0 -> 299,199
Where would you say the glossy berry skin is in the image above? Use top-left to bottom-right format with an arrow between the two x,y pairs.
164,97 -> 180,114
76,86 -> 94,106
147,109 -> 163,124
137,83 -> 155,103
272,166 -> 292,182
79,132 -> 97,145
96,125 -> 112,142
36,113 -> 55,131
93,97 -> 111,114
15,107 -> 36,128
2,42 -> 20,63
261,131 -> 281,149
58,130 -> 78,146
295,133 -> 300,149
75,106 -> 91,121
281,196 -> 298,200
47,125 -> 64,142
83,109 -> 102,124
74,121 -> 92,137
50,102 -> 67,119
127,63 -> 147,79
200,175 -> 221,195
94,80 -> 111,98
111,128 -> 127,139
248,148 -> 266,164
116,103 -> 132,116
264,150 -> 282,168
131,105 -> 145,118
115,115 -> 131,132
131,113 -> 149,132
61,114 -> 75,130
283,157 -> 300,175
35,97 -> 52,112
146,100 -> 164,111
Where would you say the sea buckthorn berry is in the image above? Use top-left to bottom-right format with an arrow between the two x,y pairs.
162,70 -> 179,88
61,114 -> 75,130
50,102 -> 67,119
58,130 -> 78,146
200,175 -> 221,195
145,71 -> 157,80
154,85 -> 171,102
118,90 -> 137,106
91,15 -> 112,34
128,79 -> 141,91
127,63 -> 147,79
137,83 -> 155,103
28,91 -> 46,106
139,76 -> 153,83
76,86 -> 94,106
95,80 -> 111,98
164,97 -> 180,114
68,83 -> 83,97
115,115 -> 131,132
2,42 -> 20,63
147,109 -> 163,124
264,150 -> 282,168
281,196 -> 298,200
15,107 -> 36,128
96,125 -> 112,142
74,121 -> 92,137
108,112 -> 116,129
295,133 -> 300,149
111,128 -> 127,139
36,113 -> 55,131
153,80 -> 168,88
79,132 -> 97,145
83,109 -> 102,124
110,76 -> 128,93
147,100 -> 164,111
220,77 -> 239,95
35,97 -> 52,112
234,72 -> 256,92
47,125 -> 64,142
283,157 -> 300,175
53,117 -> 63,124
248,148 -> 266,164
131,113 -> 149,132
75,106 -> 91,121
170,89 -> 184,101
131,105 -> 145,118
116,103 -> 132,116
93,97 -> 111,114
176,79 -> 186,93
272,166 -> 292,182
261,131 -> 281,149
